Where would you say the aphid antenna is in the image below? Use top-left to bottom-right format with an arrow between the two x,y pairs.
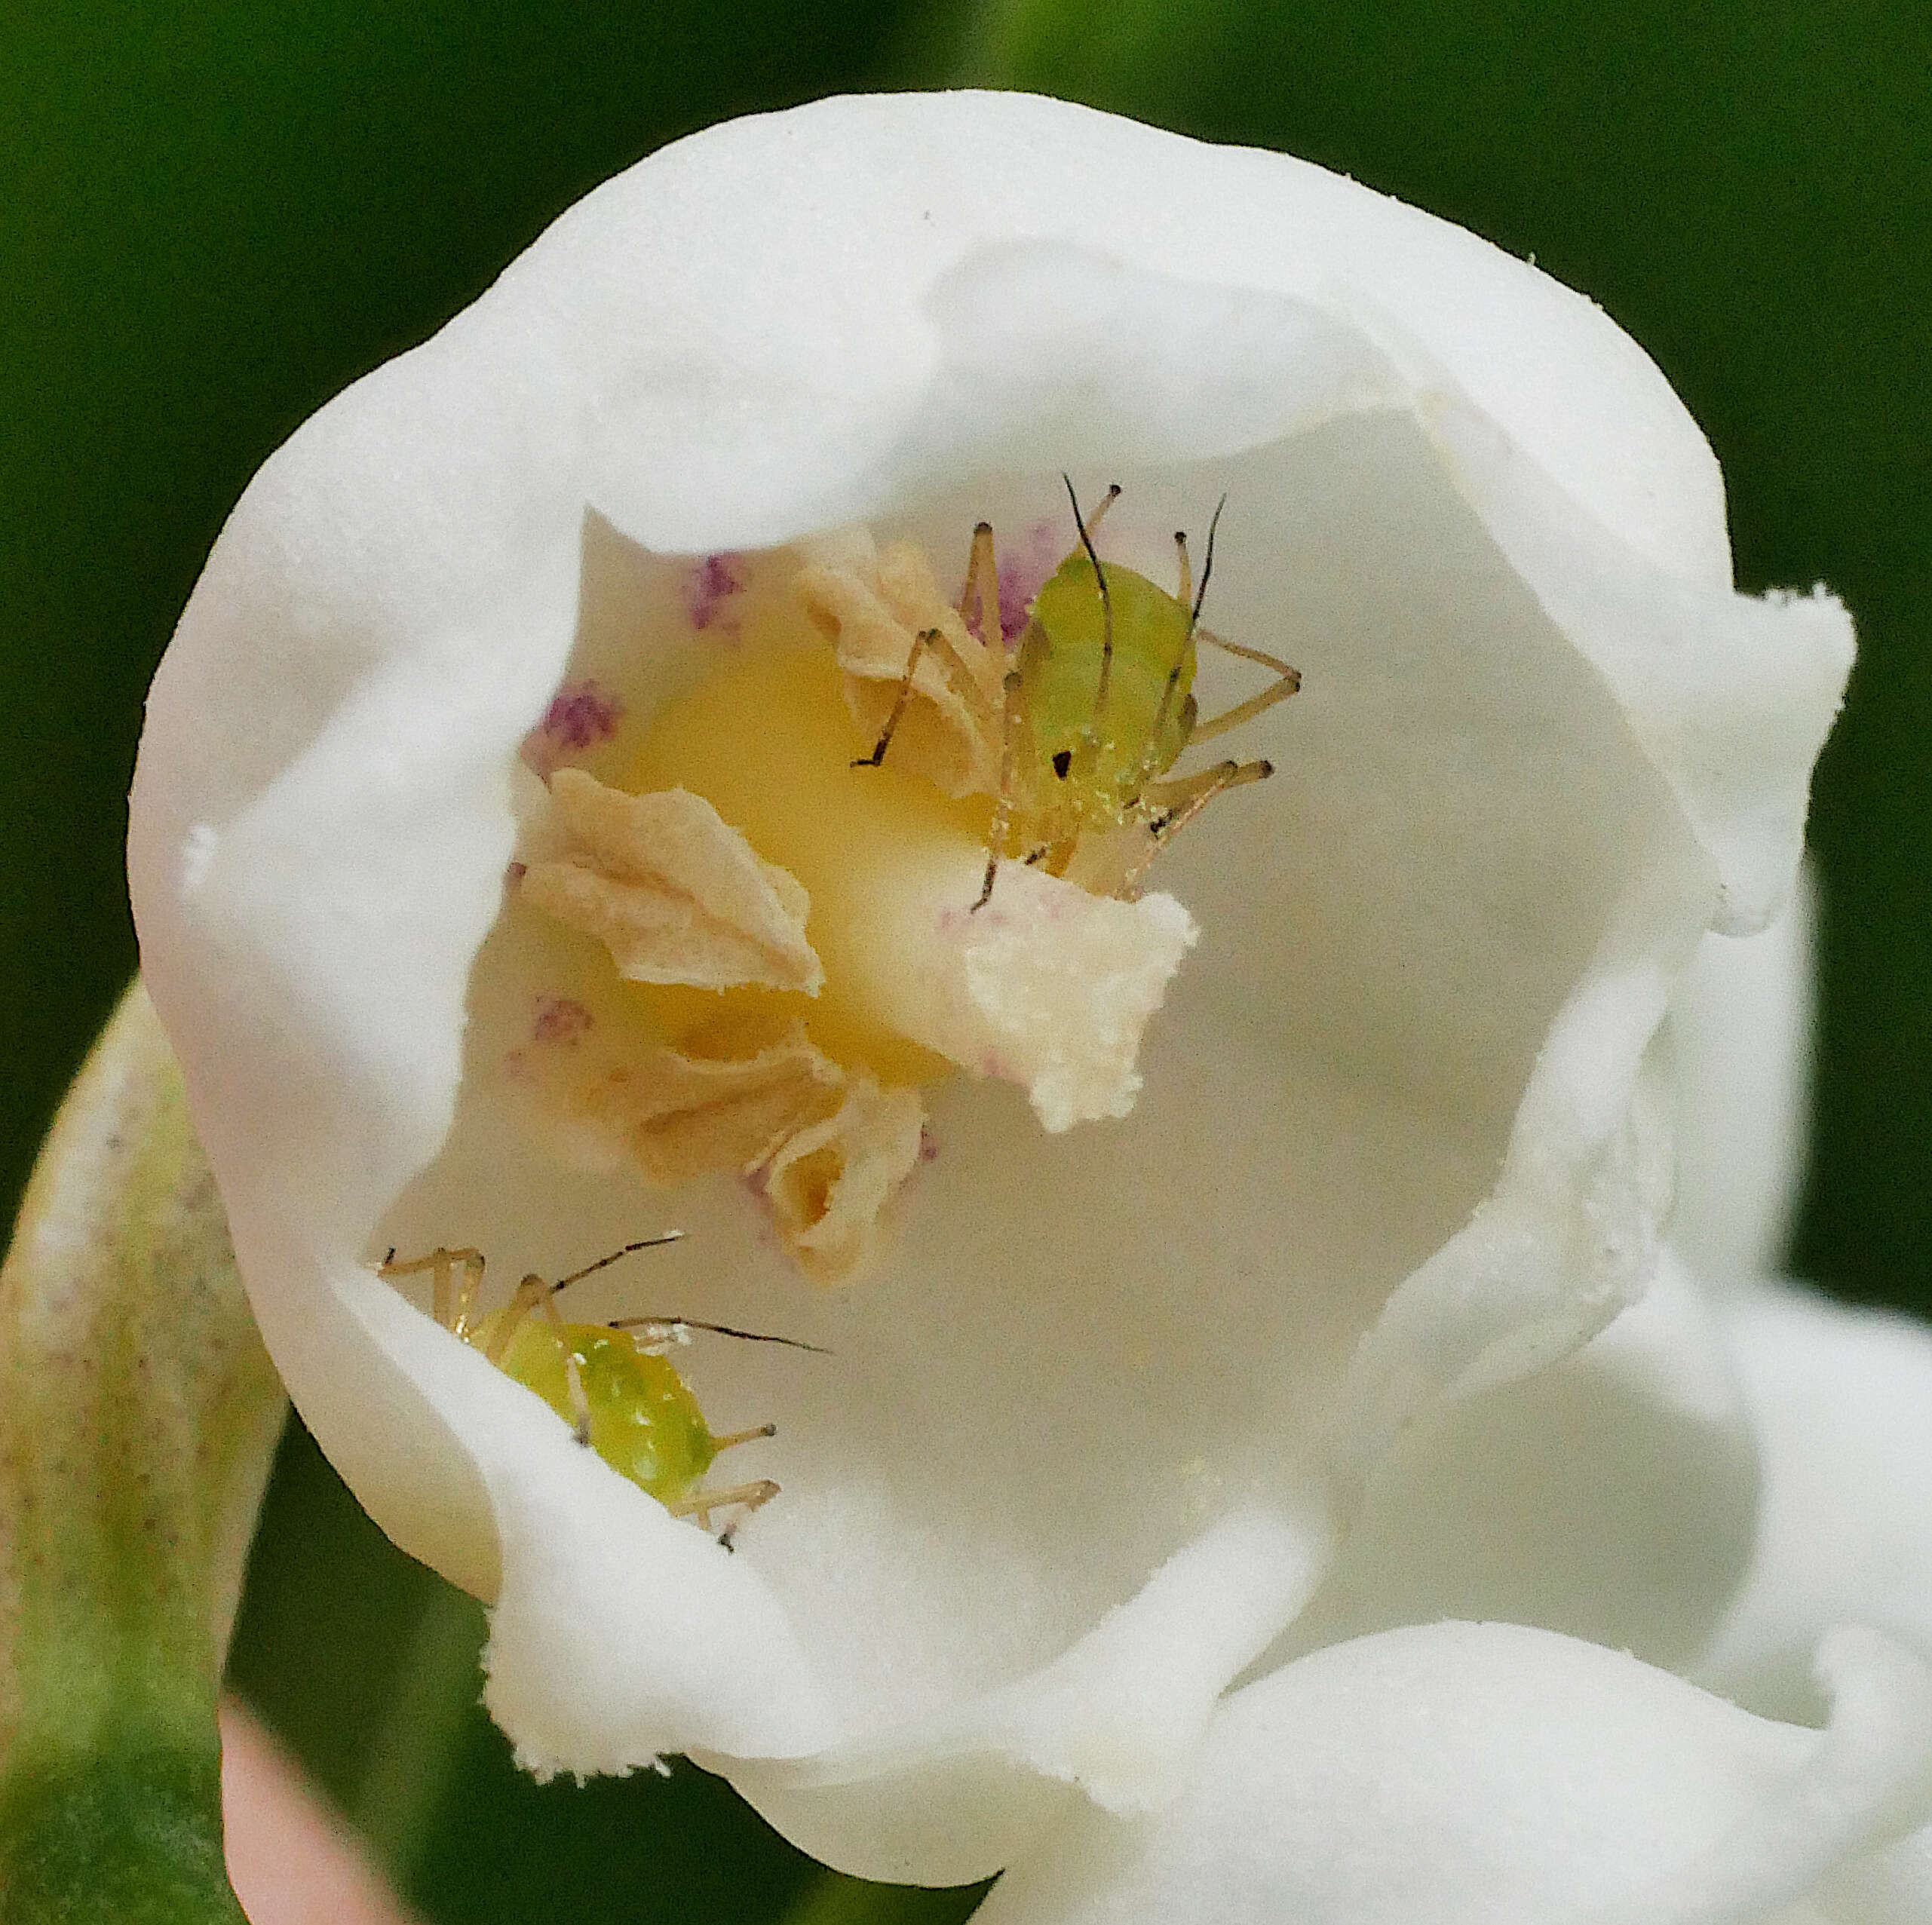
1190,492 -> 1228,630
607,1315 -> 831,1355
547,1230 -> 686,1298
1064,474 -> 1115,720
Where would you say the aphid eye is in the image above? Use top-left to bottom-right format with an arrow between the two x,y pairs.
1051,749 -> 1073,779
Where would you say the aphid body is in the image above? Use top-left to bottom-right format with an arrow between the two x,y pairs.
480,1313 -> 721,1505
854,480 -> 1299,904
379,1240 -> 797,1540
1014,545 -> 1201,848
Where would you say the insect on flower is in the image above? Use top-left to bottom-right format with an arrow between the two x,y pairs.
852,480 -> 1302,907
378,1236 -> 822,1546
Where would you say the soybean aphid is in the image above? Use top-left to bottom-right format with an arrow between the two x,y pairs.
379,1237 -> 821,1546
856,480 -> 1300,907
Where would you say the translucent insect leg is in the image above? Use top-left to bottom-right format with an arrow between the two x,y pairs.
958,520 -> 1000,645
1129,601 -> 1198,799
1185,628 -> 1302,746
708,1423 -> 779,1451
851,627 -> 942,769
1116,757 -> 1276,895
974,662 -> 1027,913
1173,529 -> 1192,608
667,1478 -> 780,1550
479,1273 -> 546,1364
480,1272 -> 595,1445
378,1246 -> 486,1339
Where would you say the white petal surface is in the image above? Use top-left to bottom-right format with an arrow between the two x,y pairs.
1812,1822 -> 1932,1923
1670,872 -> 1816,1283
976,1623 -> 1932,1925
127,93 -> 1851,1875
1694,1280 -> 1932,1725
1274,1249 -> 1757,1674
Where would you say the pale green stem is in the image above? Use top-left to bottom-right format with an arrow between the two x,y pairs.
0,982 -> 287,1923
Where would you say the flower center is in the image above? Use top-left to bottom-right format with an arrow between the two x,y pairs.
625,641 -> 979,1087
500,503 -> 1287,1283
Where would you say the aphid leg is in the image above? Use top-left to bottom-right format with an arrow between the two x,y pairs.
1130,635 -> 1192,802
958,520 -> 1000,645
1118,758 -> 1275,894
1173,529 -> 1192,608
1186,630 -> 1302,746
449,1249 -> 489,1340
482,1273 -> 595,1447
378,1246 -> 486,1338
1022,835 -> 1078,876
481,1273 -> 548,1366
537,1285 -> 595,1448
709,1423 -> 778,1451
851,627 -> 941,769
667,1478 -> 780,1551
974,663 -> 1026,912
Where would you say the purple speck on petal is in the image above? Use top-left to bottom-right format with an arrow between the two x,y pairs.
688,553 -> 750,633
547,681 -> 624,749
918,1126 -> 939,1164
522,679 -> 624,774
505,860 -> 528,886
995,517 -> 1066,645
532,996 -> 593,1047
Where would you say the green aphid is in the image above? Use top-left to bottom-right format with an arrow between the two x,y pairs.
857,478 -> 1301,906
380,1238 -> 818,1545
483,1317 -> 722,1503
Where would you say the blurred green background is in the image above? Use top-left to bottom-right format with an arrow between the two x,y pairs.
2,0 -> 1926,1918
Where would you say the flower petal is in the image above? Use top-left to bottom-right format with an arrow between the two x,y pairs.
974,1622 -> 1932,1925
1274,1249 -> 1757,1675
1669,872 -> 1816,1283
1694,1280 -> 1932,1725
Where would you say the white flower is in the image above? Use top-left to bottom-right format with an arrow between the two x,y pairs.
128,91 -> 1851,1884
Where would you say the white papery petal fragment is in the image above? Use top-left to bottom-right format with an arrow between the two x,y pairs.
522,770 -> 823,994
800,536 -> 1006,799
765,1077 -> 928,1286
